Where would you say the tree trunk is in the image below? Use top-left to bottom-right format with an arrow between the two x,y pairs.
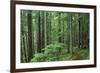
78,13 -> 81,49
58,13 -> 61,43
37,11 -> 42,53
44,12 -> 47,47
69,14 -> 73,54
27,10 -> 32,62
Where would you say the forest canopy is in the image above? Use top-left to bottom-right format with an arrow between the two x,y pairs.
20,10 -> 89,63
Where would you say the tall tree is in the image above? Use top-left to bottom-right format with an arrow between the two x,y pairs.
21,10 -> 28,62
69,13 -> 73,54
37,11 -> 42,53
58,13 -> 62,43
44,11 -> 47,47
27,10 -> 32,62
78,13 -> 81,49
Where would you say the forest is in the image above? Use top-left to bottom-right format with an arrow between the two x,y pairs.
20,9 -> 89,63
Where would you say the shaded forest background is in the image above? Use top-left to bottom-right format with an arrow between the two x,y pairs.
20,10 -> 89,63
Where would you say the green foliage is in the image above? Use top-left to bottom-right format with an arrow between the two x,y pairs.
78,48 -> 89,59
31,53 -> 46,62
44,43 -> 65,61
31,43 -> 89,62
71,48 -> 89,60
31,43 -> 66,62
21,10 -> 89,63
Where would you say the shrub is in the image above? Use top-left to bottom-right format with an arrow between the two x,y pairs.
71,48 -> 89,60
31,53 -> 46,62
31,43 -> 65,62
43,43 -> 65,61
31,43 -> 88,62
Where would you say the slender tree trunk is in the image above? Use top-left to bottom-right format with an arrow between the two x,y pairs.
27,10 -> 32,62
69,14 -> 73,54
58,13 -> 61,43
44,12 -> 47,47
47,12 -> 51,45
67,14 -> 70,53
78,13 -> 81,49
62,13 -> 65,44
41,12 -> 44,49
81,15 -> 84,49
21,36 -> 25,62
23,35 -> 28,62
37,11 -> 42,53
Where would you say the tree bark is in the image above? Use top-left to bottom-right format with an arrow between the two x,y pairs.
78,13 -> 81,49
44,12 -> 47,47
69,14 -> 73,54
37,11 -> 42,53
58,13 -> 62,43
27,10 -> 32,62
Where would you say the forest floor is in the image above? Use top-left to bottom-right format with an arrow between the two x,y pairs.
31,48 -> 89,62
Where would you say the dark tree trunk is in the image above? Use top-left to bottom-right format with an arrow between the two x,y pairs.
41,12 -> 44,49
27,10 -> 32,62
37,11 -> 42,53
78,14 -> 81,49
22,35 -> 27,62
58,13 -> 62,43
